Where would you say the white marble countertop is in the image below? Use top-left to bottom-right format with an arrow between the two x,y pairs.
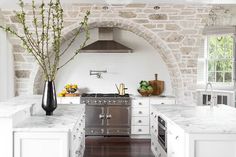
152,104 -> 236,134
14,104 -> 85,132
0,95 -> 42,118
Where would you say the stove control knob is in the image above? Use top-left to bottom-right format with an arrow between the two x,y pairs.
113,100 -> 116,103
108,100 -> 112,103
99,100 -> 102,103
82,101 -> 86,103
104,100 -> 107,103
87,101 -> 90,103
94,100 -> 97,103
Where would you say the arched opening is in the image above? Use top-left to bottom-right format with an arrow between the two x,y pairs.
32,19 -> 184,102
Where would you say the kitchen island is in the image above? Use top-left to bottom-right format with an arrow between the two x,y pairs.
150,104 -> 236,157
0,95 -> 85,157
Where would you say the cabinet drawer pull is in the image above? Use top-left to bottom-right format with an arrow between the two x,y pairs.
176,136 -> 179,140
138,120 -> 142,123
139,102 -> 142,105
138,129 -> 142,132
75,150 -> 81,155
151,112 -> 153,115
138,111 -> 142,114
73,135 -> 76,140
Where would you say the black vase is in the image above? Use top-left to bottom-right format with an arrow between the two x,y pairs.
42,81 -> 57,116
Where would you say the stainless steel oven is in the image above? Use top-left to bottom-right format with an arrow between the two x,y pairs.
158,116 -> 167,152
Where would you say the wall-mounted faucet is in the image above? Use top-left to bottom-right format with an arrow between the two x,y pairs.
90,70 -> 107,78
205,82 -> 215,108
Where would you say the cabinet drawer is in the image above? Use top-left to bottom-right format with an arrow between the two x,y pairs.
132,99 -> 149,108
150,99 -> 175,105
59,97 -> 81,104
132,108 -> 149,116
131,126 -> 149,134
132,116 -> 149,126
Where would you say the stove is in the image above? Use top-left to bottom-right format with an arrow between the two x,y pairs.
81,93 -> 131,136
81,93 -> 130,105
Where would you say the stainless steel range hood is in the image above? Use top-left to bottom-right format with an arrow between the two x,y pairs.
81,27 -> 132,53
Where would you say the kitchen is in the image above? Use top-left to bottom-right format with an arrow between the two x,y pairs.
0,0 -> 236,157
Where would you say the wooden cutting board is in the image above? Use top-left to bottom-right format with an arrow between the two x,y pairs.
149,74 -> 164,96
64,93 -> 80,97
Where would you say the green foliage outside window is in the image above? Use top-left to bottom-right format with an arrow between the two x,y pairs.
207,35 -> 233,83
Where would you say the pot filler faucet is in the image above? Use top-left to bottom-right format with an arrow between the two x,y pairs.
205,82 -> 215,108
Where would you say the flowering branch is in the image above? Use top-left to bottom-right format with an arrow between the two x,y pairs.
0,0 -> 90,81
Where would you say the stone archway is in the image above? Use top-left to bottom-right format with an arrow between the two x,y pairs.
32,18 -> 184,102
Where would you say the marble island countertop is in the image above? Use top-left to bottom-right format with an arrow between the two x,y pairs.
0,95 -> 42,118
14,104 -> 85,132
0,95 -> 85,132
152,104 -> 236,134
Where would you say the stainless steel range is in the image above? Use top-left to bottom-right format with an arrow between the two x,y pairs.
81,93 -> 131,136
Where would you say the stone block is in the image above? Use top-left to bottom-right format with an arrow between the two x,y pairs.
15,70 -> 30,78
180,47 -> 192,55
126,4 -> 146,8
119,11 -> 137,18
14,54 -> 25,62
149,14 -> 167,20
166,33 -> 184,42
165,24 -> 180,30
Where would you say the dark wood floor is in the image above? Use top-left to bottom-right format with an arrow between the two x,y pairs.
84,137 -> 155,157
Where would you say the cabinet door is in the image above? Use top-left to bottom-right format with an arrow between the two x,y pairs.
85,106 -> 105,127
167,124 -> 185,157
14,132 -> 68,157
106,106 -> 131,127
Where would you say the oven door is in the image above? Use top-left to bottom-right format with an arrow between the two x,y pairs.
158,123 -> 167,152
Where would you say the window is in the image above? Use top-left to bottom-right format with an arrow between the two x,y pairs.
206,35 -> 234,84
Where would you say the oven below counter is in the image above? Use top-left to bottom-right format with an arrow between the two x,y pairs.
151,104 -> 236,157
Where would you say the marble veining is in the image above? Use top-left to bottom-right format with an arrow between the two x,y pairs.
152,104 -> 236,134
14,104 -> 85,132
0,95 -> 42,117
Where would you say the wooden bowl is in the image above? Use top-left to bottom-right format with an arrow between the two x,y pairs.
137,89 -> 153,97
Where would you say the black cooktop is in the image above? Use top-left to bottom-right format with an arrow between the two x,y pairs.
81,93 -> 130,98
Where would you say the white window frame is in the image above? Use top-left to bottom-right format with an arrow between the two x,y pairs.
203,34 -> 235,89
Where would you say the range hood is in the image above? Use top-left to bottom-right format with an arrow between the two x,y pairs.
81,27 -> 132,53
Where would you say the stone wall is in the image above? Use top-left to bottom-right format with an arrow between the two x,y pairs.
1,3 -> 214,104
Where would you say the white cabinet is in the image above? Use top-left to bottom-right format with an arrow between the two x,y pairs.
167,122 -> 185,157
131,97 -> 150,137
14,132 -> 69,157
57,97 -> 81,105
14,114 -> 85,157
131,97 -> 175,138
151,111 -> 236,157
150,98 -> 175,105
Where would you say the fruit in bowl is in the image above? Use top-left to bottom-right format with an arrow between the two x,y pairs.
65,84 -> 78,94
138,81 -> 153,96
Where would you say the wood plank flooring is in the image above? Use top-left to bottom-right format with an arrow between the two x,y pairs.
84,137 -> 155,157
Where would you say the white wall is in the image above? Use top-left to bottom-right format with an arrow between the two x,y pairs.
0,27 -> 15,101
55,28 -> 173,96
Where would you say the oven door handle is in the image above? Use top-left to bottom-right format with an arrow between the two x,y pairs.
106,114 -> 112,119
99,114 -> 105,119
